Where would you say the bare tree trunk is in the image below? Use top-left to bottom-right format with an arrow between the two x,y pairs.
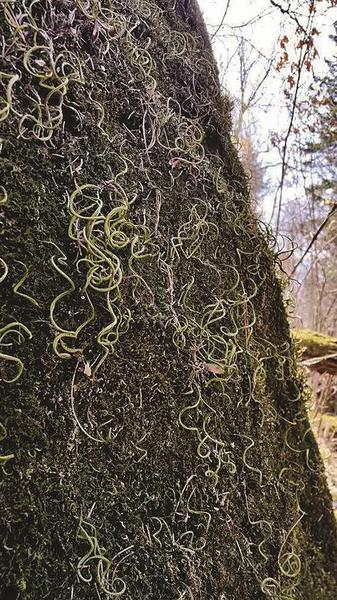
1,1 -> 336,598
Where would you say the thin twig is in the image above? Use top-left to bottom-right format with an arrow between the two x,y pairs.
211,0 -> 231,39
290,203 -> 337,276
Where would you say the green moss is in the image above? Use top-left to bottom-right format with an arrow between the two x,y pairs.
293,329 -> 337,357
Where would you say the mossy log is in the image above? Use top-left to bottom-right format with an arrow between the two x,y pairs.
1,1 -> 337,598
293,329 -> 337,374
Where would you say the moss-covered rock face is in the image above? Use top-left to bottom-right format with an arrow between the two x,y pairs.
1,1 -> 337,598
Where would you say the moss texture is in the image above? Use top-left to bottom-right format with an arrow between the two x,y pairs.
293,329 -> 337,358
0,1 -> 337,599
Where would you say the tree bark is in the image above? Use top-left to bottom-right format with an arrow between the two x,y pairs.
1,1 -> 337,598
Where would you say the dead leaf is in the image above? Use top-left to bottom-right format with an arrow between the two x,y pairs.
280,35 -> 289,50
205,363 -> 224,375
84,362 -> 92,377
287,75 -> 295,89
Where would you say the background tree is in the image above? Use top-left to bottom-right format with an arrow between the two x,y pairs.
306,25 -> 337,201
286,23 -> 337,335
1,1 -> 337,599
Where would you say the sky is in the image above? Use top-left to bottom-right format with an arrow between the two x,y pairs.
198,0 -> 337,222
199,0 -> 337,96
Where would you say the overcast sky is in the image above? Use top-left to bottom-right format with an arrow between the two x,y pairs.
198,0 -> 337,221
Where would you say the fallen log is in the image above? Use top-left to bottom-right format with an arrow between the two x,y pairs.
293,329 -> 337,374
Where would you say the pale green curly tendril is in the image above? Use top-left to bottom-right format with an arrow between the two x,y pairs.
0,321 -> 32,383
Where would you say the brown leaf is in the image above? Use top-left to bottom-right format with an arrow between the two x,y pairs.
280,35 -> 289,49
205,363 -> 225,375
287,75 -> 295,89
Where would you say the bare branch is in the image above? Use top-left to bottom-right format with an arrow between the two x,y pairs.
269,0 -> 303,29
211,0 -> 231,39
290,203 -> 337,276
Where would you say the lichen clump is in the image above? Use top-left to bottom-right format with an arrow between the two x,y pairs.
1,1 -> 337,599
